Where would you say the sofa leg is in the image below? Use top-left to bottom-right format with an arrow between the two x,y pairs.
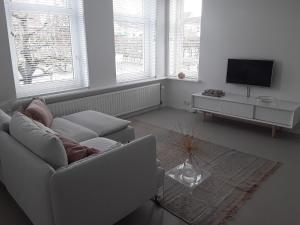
153,182 -> 165,205
153,195 -> 162,206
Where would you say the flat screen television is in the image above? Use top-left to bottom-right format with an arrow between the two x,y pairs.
226,59 -> 274,87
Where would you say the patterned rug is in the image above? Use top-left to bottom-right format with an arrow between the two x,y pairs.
131,120 -> 281,225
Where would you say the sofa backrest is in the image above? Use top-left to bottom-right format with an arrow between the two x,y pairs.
0,109 -> 11,183
9,112 -> 68,169
0,109 -> 11,132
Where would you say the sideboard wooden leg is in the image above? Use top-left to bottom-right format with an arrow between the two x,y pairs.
203,112 -> 207,120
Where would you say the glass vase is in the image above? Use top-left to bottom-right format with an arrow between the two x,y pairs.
182,152 -> 199,184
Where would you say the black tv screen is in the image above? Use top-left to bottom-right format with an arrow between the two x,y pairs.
226,59 -> 274,87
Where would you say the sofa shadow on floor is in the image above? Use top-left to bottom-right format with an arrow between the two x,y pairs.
0,182 -> 33,225
0,181 -> 187,225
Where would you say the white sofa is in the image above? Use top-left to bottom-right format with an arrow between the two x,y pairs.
0,109 -> 164,225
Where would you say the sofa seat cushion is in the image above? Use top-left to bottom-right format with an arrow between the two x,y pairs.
104,126 -> 135,144
63,110 -> 130,137
80,137 -> 122,153
51,118 -> 98,142
9,112 -> 68,169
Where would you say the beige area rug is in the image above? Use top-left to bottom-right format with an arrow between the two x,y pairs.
131,120 -> 281,225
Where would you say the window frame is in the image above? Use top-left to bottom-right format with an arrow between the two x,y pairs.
4,0 -> 89,98
167,0 -> 202,81
113,0 -> 157,83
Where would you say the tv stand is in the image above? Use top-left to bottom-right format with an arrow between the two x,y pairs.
192,92 -> 300,138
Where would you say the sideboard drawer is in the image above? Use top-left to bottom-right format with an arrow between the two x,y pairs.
193,97 -> 221,112
255,107 -> 293,126
221,102 -> 254,119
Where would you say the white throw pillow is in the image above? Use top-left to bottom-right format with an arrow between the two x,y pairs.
9,112 -> 68,169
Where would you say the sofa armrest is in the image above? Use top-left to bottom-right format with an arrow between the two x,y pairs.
0,131 -> 55,225
50,135 -> 158,225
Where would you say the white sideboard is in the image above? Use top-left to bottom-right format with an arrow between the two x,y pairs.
192,92 -> 300,137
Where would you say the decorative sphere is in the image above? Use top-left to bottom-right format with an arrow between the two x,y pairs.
178,72 -> 186,79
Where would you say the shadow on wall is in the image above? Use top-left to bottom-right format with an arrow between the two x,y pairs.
272,61 -> 283,91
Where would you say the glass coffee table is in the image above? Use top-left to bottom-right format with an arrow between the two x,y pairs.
155,161 -> 211,202
166,162 -> 211,190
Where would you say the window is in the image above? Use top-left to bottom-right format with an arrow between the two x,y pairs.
4,0 -> 89,98
169,0 -> 202,80
113,0 -> 157,83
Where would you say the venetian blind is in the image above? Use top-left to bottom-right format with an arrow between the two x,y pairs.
113,0 -> 157,83
169,0 -> 202,80
4,0 -> 89,98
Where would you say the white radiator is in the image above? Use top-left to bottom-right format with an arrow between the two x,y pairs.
48,84 -> 161,117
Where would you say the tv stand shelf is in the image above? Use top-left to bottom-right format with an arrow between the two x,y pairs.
192,92 -> 300,137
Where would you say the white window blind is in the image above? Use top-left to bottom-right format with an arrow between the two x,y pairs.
4,0 -> 89,98
169,0 -> 202,80
113,0 -> 157,83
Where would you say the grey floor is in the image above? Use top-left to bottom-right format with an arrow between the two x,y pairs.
1,107 -> 300,225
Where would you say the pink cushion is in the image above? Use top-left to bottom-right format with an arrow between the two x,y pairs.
57,135 -> 102,163
24,98 -> 53,127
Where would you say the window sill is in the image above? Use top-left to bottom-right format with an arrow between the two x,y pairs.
167,77 -> 201,83
115,77 -> 166,86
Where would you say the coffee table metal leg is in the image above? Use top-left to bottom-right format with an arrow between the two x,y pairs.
153,177 -> 165,204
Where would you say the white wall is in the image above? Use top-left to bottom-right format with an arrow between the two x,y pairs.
0,1 -> 16,104
166,0 -> 300,110
83,0 -> 116,88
